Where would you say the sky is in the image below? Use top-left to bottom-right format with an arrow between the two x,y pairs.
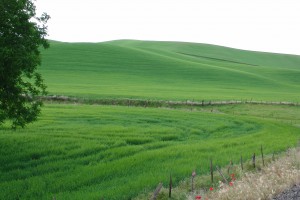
35,0 -> 300,55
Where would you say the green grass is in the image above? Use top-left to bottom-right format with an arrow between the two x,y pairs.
1,40 -> 300,199
1,104 -> 300,199
40,40 -> 300,101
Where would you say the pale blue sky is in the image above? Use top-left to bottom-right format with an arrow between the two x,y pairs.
36,0 -> 300,55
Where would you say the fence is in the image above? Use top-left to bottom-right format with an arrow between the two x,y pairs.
40,95 -> 300,108
149,144 -> 288,200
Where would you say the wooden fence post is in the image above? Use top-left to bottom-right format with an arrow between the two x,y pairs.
210,158 -> 214,183
286,147 -> 291,157
252,153 -> 256,168
169,174 -> 172,198
227,160 -> 233,175
261,145 -> 265,167
191,171 -> 196,192
240,155 -> 243,171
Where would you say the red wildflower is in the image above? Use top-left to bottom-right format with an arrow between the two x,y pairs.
229,181 -> 233,186
195,195 -> 201,199
209,187 -> 214,191
231,173 -> 236,181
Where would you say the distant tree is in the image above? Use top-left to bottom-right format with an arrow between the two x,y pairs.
0,0 -> 50,128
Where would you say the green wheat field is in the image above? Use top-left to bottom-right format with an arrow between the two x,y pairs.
1,40 -> 300,199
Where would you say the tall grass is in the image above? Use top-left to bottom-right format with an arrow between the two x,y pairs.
1,104 -> 300,199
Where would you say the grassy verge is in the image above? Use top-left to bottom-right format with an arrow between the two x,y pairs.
202,148 -> 300,200
135,147 -> 300,200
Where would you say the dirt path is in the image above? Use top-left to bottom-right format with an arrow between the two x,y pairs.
273,184 -> 300,200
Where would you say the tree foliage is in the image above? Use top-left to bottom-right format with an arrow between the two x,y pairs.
0,0 -> 49,128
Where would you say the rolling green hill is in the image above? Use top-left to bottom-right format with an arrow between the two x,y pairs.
40,40 -> 300,101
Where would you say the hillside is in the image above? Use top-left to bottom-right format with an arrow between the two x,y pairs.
1,40 -> 300,199
40,40 -> 300,101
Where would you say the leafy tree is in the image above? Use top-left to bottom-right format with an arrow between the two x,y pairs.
0,0 -> 50,128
